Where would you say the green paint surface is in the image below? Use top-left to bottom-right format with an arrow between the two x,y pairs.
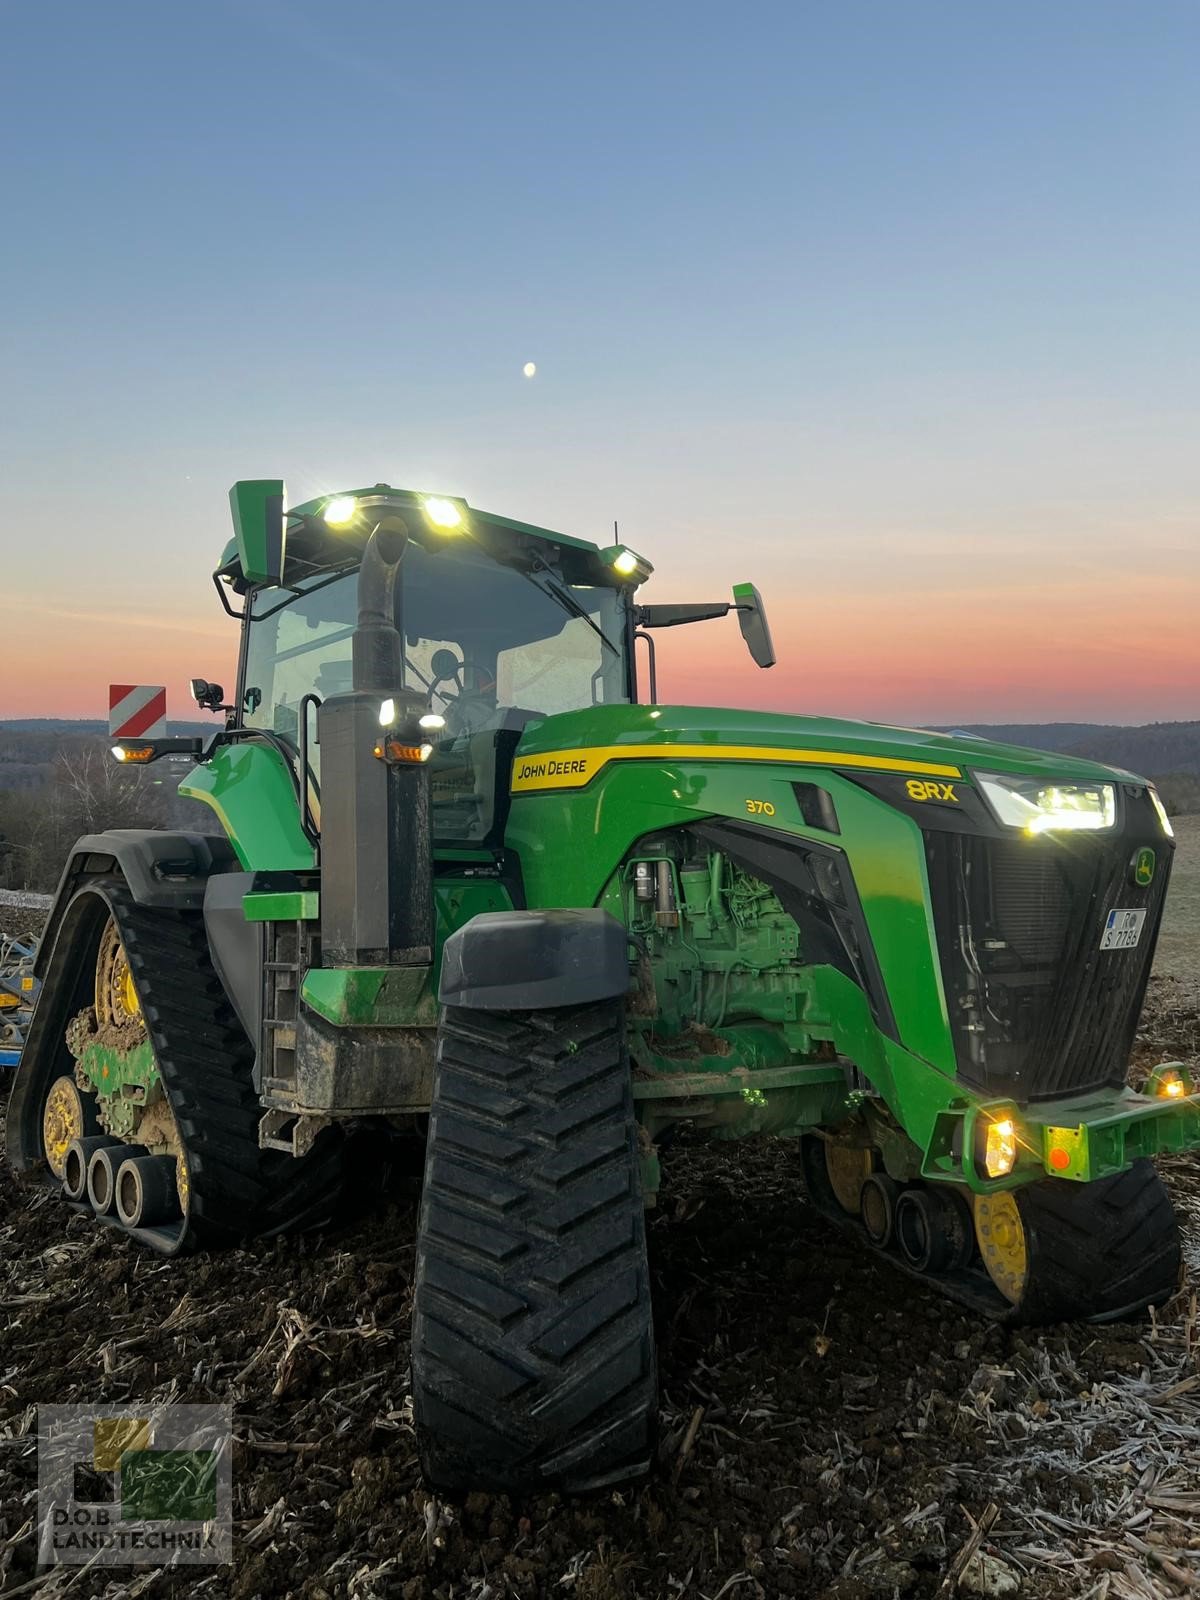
243,890 -> 319,922
76,1036 -> 159,1138
229,479 -> 285,584
302,965 -> 437,1027
180,742 -> 314,871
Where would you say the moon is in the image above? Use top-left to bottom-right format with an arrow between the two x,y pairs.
523,362 -> 537,378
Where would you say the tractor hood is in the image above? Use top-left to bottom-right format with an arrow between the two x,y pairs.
511,704 -> 1143,789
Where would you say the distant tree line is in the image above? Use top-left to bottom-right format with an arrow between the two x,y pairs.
1,724 -> 1197,894
0,737 -> 214,892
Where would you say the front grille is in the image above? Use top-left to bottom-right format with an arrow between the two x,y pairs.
924,796 -> 1170,1101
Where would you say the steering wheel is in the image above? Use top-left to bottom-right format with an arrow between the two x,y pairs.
428,648 -> 497,737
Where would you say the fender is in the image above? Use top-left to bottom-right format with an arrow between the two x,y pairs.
34,830 -> 239,978
439,908 -> 630,1011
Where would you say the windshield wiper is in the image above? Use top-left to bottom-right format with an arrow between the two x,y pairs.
523,557 -> 621,656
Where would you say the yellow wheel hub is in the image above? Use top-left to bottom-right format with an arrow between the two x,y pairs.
973,1190 -> 1029,1305
825,1142 -> 874,1215
95,918 -> 142,1030
43,1075 -> 87,1179
121,965 -> 140,1019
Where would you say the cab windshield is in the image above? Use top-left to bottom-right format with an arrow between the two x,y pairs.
241,539 -> 629,842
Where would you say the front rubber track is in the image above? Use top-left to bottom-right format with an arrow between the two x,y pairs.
801,1136 -> 1181,1324
9,876 -> 347,1255
1016,1157 -> 1182,1323
412,999 -> 657,1496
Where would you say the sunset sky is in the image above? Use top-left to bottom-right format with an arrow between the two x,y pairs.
4,1 -> 1198,727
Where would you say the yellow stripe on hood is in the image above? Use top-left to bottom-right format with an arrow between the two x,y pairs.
510,743 -> 962,792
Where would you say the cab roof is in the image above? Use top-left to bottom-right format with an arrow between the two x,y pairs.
217,484 -> 641,594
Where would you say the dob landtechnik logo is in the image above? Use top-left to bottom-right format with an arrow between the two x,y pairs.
38,1404 -> 232,1567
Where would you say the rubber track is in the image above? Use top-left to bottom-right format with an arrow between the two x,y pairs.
800,1137 -> 1181,1324
411,999 -> 657,1495
75,880 -> 346,1253
1017,1158 -> 1182,1323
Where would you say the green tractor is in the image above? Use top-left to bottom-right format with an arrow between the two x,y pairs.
9,480 -> 1199,1493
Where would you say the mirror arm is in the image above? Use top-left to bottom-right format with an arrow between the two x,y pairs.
635,603 -> 732,628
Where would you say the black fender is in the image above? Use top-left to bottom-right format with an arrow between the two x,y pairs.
438,908 -> 631,1011
33,830 -> 239,979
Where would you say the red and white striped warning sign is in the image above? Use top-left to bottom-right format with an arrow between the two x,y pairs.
108,685 -> 167,739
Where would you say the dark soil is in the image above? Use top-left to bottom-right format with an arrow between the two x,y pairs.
1,981 -> 1198,1598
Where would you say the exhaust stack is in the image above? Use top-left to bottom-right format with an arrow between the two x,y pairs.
318,518 -> 434,967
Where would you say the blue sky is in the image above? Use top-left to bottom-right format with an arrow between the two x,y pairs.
3,1 -> 1198,721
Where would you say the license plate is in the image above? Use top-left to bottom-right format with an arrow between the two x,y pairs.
1101,908 -> 1146,951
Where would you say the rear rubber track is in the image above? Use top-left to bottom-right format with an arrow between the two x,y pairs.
54,878 -> 346,1253
412,998 -> 657,1495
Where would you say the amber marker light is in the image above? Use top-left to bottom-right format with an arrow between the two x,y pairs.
374,740 -> 433,764
982,1111 -> 1019,1178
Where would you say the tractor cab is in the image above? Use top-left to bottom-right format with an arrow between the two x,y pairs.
219,487 -> 639,845
238,528 -> 632,843
215,484 -> 774,849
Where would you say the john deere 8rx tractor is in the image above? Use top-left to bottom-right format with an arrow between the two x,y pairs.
9,481 -> 1200,1491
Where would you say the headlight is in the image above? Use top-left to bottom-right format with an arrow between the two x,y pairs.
1148,1064 -> 1191,1099
983,1115 -> 1019,1178
977,772 -> 1116,834
1148,787 -> 1175,839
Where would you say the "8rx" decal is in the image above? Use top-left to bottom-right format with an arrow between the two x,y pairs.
905,780 -> 958,803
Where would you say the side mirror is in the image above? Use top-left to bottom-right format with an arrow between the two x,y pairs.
733,583 -> 775,669
229,479 -> 287,585
190,678 -> 227,713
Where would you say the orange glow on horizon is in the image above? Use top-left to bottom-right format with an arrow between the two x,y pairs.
651,570 -> 1200,726
4,599 -> 236,723
7,570 -> 1199,729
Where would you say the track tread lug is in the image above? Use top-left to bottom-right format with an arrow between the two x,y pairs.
412,999 -> 656,1496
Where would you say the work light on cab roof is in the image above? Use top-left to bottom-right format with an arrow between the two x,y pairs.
322,492 -> 466,534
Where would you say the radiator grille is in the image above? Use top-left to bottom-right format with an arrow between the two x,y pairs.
924,802 -> 1169,1101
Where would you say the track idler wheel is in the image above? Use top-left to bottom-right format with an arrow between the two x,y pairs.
824,1142 -> 874,1214
63,1136 -> 120,1203
860,1172 -> 900,1248
87,1142 -> 144,1215
896,1186 -> 974,1274
42,1075 -> 100,1179
972,1191 -> 1028,1304
115,1155 -> 182,1228
95,916 -> 142,1028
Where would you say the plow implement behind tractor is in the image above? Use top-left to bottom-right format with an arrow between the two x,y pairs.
0,919 -> 42,1067
8,478 -> 1200,1493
